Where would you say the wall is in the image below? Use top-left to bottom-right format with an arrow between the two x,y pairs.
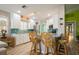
45,5 -> 65,37
65,10 -> 79,36
0,10 -> 10,35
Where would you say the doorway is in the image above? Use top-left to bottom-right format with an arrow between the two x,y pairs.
65,22 -> 76,40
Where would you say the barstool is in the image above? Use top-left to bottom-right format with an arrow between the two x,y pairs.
41,32 -> 56,55
29,31 -> 41,55
57,39 -> 68,55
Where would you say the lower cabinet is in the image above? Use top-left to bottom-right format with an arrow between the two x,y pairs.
12,33 -> 30,46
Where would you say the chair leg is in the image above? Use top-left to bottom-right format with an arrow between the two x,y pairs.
34,43 -> 40,55
54,46 -> 57,55
51,48 -> 53,54
34,43 -> 36,53
51,47 -> 56,55
57,44 -> 60,55
45,47 -> 49,55
64,44 -> 68,55
45,47 -> 47,55
30,43 -> 36,54
39,42 -> 41,54
30,43 -> 33,54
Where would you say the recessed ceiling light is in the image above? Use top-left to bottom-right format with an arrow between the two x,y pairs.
47,13 -> 51,17
17,10 -> 21,13
29,13 -> 35,17
31,13 -> 35,16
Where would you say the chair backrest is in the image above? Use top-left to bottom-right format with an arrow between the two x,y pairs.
29,32 -> 37,43
41,32 -> 55,48
59,34 -> 68,44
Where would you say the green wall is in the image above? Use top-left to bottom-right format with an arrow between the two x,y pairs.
65,10 -> 79,36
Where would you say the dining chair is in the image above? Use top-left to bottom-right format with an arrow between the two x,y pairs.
29,31 -> 41,55
41,32 -> 56,55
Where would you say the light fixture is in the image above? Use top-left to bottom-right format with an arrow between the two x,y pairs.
17,10 -> 21,13
29,13 -> 35,16
47,13 -> 51,17
21,15 -> 29,21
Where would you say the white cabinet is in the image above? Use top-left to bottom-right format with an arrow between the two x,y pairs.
12,33 -> 30,45
10,13 -> 21,29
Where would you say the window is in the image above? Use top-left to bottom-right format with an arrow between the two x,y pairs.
0,16 -> 8,34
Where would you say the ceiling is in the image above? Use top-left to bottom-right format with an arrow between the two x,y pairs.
0,4 -> 63,21
0,4 -> 78,20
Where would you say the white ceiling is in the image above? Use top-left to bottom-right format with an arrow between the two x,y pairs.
0,4 -> 64,21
